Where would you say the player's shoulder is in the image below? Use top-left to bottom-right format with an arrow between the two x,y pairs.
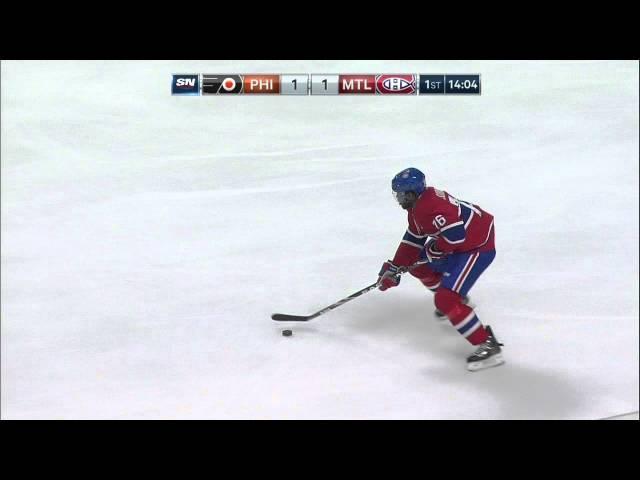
415,186 -> 450,214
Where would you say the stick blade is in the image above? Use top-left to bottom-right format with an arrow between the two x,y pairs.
271,313 -> 312,322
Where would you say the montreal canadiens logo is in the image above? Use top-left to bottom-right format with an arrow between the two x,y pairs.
376,75 -> 416,94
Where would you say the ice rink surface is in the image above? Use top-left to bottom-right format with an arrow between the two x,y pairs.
1,60 -> 638,419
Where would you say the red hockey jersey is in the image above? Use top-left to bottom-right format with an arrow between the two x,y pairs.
392,187 -> 495,267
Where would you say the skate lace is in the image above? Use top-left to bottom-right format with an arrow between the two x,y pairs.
475,342 -> 493,355
476,336 -> 502,355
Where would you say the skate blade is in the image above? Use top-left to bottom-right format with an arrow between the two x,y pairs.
467,354 -> 505,372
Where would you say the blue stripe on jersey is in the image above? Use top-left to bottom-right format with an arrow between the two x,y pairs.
440,224 -> 466,243
460,203 -> 473,225
403,230 -> 428,247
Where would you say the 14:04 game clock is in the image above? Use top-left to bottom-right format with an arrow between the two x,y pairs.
445,74 -> 481,94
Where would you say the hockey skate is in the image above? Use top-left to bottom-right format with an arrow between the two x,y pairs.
434,295 -> 472,319
466,325 -> 504,372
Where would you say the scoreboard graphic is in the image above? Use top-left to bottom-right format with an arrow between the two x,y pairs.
172,74 -> 481,96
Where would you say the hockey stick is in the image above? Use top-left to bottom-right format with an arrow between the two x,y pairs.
271,259 -> 430,322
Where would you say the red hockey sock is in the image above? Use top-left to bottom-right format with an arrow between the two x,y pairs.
434,288 -> 488,345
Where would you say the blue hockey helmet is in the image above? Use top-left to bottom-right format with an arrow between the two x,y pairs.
391,168 -> 426,209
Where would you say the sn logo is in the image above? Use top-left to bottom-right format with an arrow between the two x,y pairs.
176,78 -> 196,87
172,74 -> 199,95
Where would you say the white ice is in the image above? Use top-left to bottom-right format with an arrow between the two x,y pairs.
1,60 -> 638,419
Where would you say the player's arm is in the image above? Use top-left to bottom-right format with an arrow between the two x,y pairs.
432,212 -> 466,254
417,210 -> 466,264
377,225 -> 429,291
392,225 -> 430,266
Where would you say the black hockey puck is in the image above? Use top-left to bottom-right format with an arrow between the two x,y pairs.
282,329 -> 293,337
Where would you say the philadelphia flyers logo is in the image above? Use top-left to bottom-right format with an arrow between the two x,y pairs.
221,77 -> 236,92
202,74 -> 244,94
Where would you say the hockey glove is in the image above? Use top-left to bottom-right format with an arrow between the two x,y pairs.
421,238 -> 446,263
378,261 -> 401,291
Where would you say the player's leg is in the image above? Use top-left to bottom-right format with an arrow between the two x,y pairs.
409,263 -> 442,293
434,286 -> 488,345
410,265 -> 459,318
415,258 -> 470,319
435,249 -> 503,371
434,296 -> 472,319
453,249 -> 496,299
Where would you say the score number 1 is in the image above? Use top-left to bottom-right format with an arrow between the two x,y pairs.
281,75 -> 309,95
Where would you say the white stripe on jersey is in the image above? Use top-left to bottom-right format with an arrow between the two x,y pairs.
476,219 -> 495,249
441,236 -> 465,245
439,221 -> 464,233
464,209 -> 474,229
407,228 -> 429,239
401,240 -> 424,249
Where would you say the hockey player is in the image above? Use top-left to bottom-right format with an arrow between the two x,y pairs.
377,167 -> 504,371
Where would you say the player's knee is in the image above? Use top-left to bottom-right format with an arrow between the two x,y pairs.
434,288 -> 463,316
409,264 -> 434,279
410,264 -> 439,282
411,265 -> 441,290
